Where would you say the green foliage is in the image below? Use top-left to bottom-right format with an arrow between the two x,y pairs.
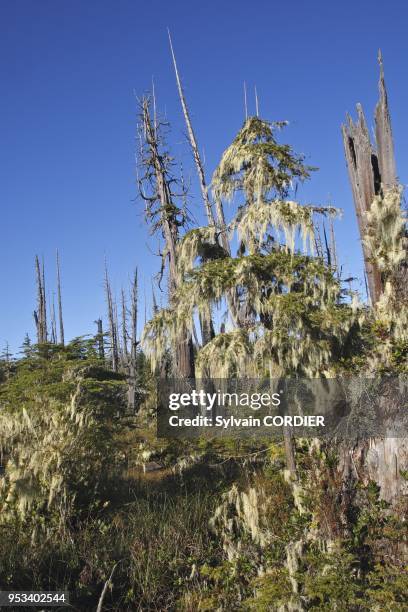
300,546 -> 364,610
365,562 -> 408,610
244,567 -> 293,611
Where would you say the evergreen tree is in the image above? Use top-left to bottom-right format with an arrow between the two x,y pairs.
143,117 -> 360,380
20,333 -> 33,358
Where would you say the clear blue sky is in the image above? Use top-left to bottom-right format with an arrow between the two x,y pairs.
1,0 -> 407,353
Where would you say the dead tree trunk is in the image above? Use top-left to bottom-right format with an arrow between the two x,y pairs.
168,33 -> 218,346
56,250 -> 65,346
168,30 -> 215,227
167,33 -> 242,330
104,263 -> 119,372
50,296 -> 57,344
33,255 -> 47,344
114,298 -> 121,365
341,54 -> 407,508
375,52 -> 397,191
341,52 -> 397,305
121,288 -> 128,363
128,269 -> 138,411
141,99 -> 194,378
284,428 -> 297,480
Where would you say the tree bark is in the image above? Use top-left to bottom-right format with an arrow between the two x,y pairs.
342,53 -> 398,305
128,269 -> 138,411
104,263 -> 119,372
168,30 -> 215,227
34,255 -> 47,344
142,100 -> 195,378
56,249 -> 65,346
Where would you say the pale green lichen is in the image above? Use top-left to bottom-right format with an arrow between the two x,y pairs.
365,186 -> 408,348
235,199 -> 316,255
211,117 -> 313,203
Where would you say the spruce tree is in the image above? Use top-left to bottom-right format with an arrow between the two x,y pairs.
143,117 -> 360,380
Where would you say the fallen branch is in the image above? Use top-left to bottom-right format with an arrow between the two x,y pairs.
96,563 -> 118,612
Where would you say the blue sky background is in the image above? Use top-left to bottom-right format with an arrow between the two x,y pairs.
1,0 -> 407,353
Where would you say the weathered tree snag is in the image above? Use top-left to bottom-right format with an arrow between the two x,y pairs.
375,51 -> 397,191
50,296 -> 57,344
56,250 -> 65,346
341,56 -> 407,508
341,52 -> 397,305
128,269 -> 138,411
33,255 -> 48,344
151,283 -> 158,315
104,263 -> 119,372
341,108 -> 383,305
284,428 -> 297,480
141,99 -> 195,377
168,29 -> 215,227
121,288 -> 128,362
168,31 -> 218,345
167,36 -> 240,328
375,54 -> 407,303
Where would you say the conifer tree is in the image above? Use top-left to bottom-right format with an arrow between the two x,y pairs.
142,116 -> 362,474
20,333 -> 33,358
95,318 -> 105,360
143,117 -> 357,378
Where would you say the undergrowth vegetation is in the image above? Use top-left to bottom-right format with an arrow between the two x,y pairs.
0,340 -> 406,610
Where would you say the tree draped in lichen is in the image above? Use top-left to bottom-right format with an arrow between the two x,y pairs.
142,116 -> 360,378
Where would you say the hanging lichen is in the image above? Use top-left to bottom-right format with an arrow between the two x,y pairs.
176,226 -> 227,279
365,186 -> 408,355
195,330 -> 253,378
211,117 -> 314,204
364,186 -> 406,275
142,113 -> 362,380
0,362 -> 126,531
235,199 -> 315,255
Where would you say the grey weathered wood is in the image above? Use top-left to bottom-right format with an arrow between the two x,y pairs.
254,85 -> 259,117
166,35 -> 243,331
141,99 -> 194,378
284,428 -> 297,480
50,296 -> 57,344
34,255 -> 47,344
121,288 -> 128,360
168,29 -> 215,227
375,51 -> 397,191
341,53 -> 398,305
104,262 -> 119,372
168,31 -> 221,346
96,563 -> 118,612
329,217 -> 339,276
56,249 -> 65,346
127,268 -> 138,411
